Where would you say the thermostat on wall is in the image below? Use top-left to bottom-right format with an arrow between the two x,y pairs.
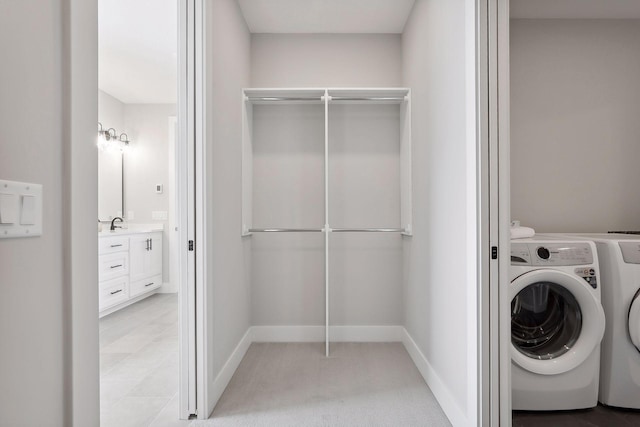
155,184 -> 163,194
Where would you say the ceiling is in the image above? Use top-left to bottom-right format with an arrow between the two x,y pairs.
99,0 -> 416,103
99,0 -> 177,104
238,0 -> 416,33
511,0 -> 640,19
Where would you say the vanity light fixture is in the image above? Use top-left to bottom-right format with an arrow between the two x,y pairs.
97,123 -> 131,151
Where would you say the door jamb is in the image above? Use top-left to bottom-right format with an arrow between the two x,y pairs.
480,0 -> 511,425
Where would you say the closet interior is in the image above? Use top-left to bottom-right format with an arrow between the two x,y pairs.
205,1 -> 477,425
242,88 -> 412,355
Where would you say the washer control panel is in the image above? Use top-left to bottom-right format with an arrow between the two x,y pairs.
511,242 -> 594,266
619,242 -> 640,264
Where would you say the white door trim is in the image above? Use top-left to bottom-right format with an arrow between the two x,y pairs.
480,0 -> 511,425
193,0 -> 209,419
177,0 -> 199,418
493,0 -> 512,424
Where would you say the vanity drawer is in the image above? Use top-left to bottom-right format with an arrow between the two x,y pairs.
130,274 -> 162,298
99,236 -> 129,255
99,252 -> 129,281
99,276 -> 129,310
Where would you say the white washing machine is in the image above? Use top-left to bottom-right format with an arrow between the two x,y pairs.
546,233 -> 640,409
510,237 -> 605,410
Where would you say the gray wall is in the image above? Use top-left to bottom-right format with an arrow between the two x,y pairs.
511,19 -> 640,232
0,2 -> 66,424
402,0 -> 477,421
249,34 -> 404,326
251,34 -> 402,88
206,0 -> 252,411
0,0 -> 99,425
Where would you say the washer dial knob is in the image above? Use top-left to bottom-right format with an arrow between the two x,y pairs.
537,247 -> 550,260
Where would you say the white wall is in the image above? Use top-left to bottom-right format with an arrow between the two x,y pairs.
402,0 -> 478,425
250,34 -> 402,88
98,90 -> 124,220
249,34 -> 404,327
0,0 -> 99,425
511,19 -> 640,232
206,0 -> 252,411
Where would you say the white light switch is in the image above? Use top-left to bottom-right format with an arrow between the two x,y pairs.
20,195 -> 36,225
0,193 -> 18,224
0,180 -> 42,238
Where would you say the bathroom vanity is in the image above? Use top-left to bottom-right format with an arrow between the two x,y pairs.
98,227 -> 163,317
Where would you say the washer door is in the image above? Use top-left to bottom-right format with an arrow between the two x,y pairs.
628,290 -> 640,351
510,269 -> 605,375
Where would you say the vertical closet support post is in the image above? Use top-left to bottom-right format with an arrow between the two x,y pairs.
323,90 -> 330,357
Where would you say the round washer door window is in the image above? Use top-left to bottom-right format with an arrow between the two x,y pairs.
512,282 -> 582,360
510,269 -> 605,375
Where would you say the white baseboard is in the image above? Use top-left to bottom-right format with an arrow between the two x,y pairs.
402,329 -> 469,427
251,325 -> 403,343
208,328 -> 252,415
158,281 -> 178,293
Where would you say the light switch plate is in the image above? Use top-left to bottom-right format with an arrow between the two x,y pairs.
0,180 -> 43,238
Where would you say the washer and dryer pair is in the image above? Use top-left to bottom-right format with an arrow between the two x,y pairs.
510,237 -> 606,411
511,234 -> 640,411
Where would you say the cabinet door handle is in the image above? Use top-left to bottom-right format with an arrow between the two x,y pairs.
146,239 -> 150,251
110,264 -> 123,269
110,289 -> 123,295
150,238 -> 153,251
145,282 -> 155,287
110,244 -> 123,248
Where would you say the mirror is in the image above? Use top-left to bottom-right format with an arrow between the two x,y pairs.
98,148 -> 124,221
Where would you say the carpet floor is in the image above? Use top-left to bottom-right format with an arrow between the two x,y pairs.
193,342 -> 451,427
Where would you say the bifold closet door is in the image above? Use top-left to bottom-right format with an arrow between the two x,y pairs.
328,103 -> 404,328
250,103 -> 326,327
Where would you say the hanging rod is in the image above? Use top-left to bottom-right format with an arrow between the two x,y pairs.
248,228 -> 324,233
331,228 -> 406,233
329,96 -> 407,102
245,97 -> 323,102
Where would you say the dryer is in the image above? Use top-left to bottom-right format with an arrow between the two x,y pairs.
510,237 -> 605,410
547,234 -> 640,409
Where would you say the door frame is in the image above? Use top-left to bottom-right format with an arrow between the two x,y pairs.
177,0 -> 206,419
479,0 -> 511,425
67,0 -> 202,422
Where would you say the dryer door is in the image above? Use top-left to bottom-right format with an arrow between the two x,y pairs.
628,289 -> 640,351
511,269 -> 605,375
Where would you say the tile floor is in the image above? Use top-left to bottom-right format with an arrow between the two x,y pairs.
100,293 -> 187,427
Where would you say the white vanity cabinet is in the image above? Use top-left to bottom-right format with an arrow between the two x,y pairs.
129,232 -> 163,297
98,230 -> 163,316
98,236 -> 130,311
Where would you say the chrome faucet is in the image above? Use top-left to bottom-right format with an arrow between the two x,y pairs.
110,217 -> 124,231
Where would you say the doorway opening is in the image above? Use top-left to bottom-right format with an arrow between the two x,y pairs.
96,0 -> 194,424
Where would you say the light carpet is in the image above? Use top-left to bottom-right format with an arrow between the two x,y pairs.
192,342 -> 451,427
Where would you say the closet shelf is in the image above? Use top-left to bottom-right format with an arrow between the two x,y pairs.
245,96 -> 324,104
329,96 -> 407,104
